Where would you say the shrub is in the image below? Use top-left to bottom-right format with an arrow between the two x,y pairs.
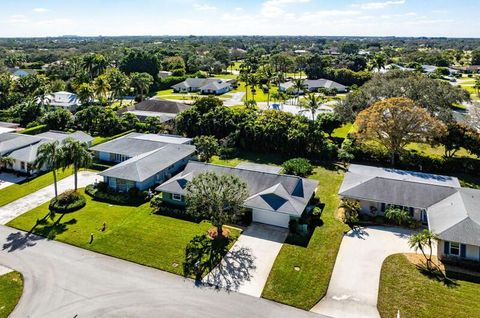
441,256 -> 480,272
85,184 -> 148,205
49,190 -> 86,213
282,158 -> 313,177
385,207 -> 412,226
150,195 -> 200,222
218,147 -> 237,159
289,219 -> 299,234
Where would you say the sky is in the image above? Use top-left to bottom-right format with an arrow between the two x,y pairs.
0,0 -> 478,38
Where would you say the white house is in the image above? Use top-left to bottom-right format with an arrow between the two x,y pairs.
46,91 -> 81,111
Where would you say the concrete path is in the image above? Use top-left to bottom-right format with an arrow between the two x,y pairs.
0,172 -> 25,190
224,92 -> 245,106
0,171 -> 99,224
0,264 -> 12,276
0,225 -> 322,318
203,223 -> 288,297
311,226 -> 432,318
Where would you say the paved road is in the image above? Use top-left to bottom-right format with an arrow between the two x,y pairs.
0,171 -> 98,224
203,223 -> 288,297
311,226 -> 427,318
0,225 -> 324,318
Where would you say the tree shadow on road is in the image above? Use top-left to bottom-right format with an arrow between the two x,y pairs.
183,234 -> 255,292
2,231 -> 43,252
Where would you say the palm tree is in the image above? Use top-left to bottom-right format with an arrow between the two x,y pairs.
76,83 -> 94,105
292,78 -> 307,105
238,67 -> 251,102
93,75 -> 111,101
34,141 -> 63,198
474,77 -> 480,97
61,138 -> 92,191
130,72 -> 154,101
107,69 -> 129,105
301,93 -> 327,121
0,156 -> 15,172
409,229 -> 438,271
372,54 -> 387,71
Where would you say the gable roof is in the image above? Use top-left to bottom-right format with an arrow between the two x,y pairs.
99,144 -> 196,182
119,99 -> 191,115
172,78 -> 232,91
155,161 -> 318,216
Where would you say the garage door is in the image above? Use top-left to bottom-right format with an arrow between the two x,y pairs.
252,209 -> 290,228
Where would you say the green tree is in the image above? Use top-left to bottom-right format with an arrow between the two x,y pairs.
76,83 -> 94,105
409,229 -> 438,271
130,72 -> 154,101
35,141 -> 63,198
372,53 -> 386,71
339,199 -> 360,225
193,136 -> 219,162
0,156 -> 14,172
317,112 -> 342,136
292,78 -> 307,105
186,172 -> 248,239
385,207 -> 411,226
93,74 -> 111,101
61,138 -> 92,191
338,138 -> 355,168
300,93 -> 326,121
106,68 -> 130,104
474,77 -> 480,97
41,108 -> 74,131
282,158 -> 313,177
9,99 -> 45,127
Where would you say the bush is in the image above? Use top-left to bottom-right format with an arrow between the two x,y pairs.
150,195 -> 200,222
289,219 -> 299,234
218,147 -> 238,159
85,184 -> 149,205
49,190 -> 86,213
441,256 -> 480,272
385,207 -> 412,226
19,124 -> 48,135
282,158 -> 313,177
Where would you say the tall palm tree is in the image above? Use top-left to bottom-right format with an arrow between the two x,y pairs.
107,69 -> 129,105
76,83 -> 94,105
35,141 -> 63,198
130,72 -> 154,101
292,78 -> 307,105
238,67 -> 251,102
372,53 -> 387,71
61,138 -> 92,191
93,75 -> 111,101
409,229 -> 438,271
0,156 -> 15,172
259,65 -> 274,108
301,93 -> 327,121
474,77 -> 480,97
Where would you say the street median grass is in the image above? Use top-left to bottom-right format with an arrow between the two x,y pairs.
0,271 -> 23,318
7,189 -> 239,277
262,166 -> 348,310
0,167 -> 74,207
378,253 -> 480,318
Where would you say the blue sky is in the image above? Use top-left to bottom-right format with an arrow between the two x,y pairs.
0,0 -> 478,37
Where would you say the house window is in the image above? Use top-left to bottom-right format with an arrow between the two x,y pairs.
450,242 -> 460,256
172,193 -> 182,201
20,161 -> 25,170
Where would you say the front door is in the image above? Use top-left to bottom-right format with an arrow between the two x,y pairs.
420,210 -> 428,225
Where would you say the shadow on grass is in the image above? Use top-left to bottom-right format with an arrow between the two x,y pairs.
184,234 -> 255,291
33,213 -> 77,240
416,262 -> 459,288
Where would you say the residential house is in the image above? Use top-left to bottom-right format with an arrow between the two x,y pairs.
339,164 -> 480,263
117,98 -> 191,122
8,67 -> 37,79
46,91 -> 81,111
158,70 -> 173,78
155,161 -> 319,228
279,79 -> 347,94
0,130 -> 93,174
172,78 -> 235,95
90,133 -> 195,192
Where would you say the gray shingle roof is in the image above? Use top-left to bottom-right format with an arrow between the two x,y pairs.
172,78 -> 231,91
155,161 -> 318,216
119,99 -> 190,115
99,144 -> 195,182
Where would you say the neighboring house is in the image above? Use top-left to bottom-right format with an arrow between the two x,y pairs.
90,133 -> 195,192
8,67 -> 37,79
0,130 -> 93,174
155,161 -> 319,228
172,78 -> 235,95
158,70 -> 173,78
117,98 -> 191,122
279,79 -> 347,94
46,91 -> 81,111
451,65 -> 480,74
339,164 -> 480,263
372,64 -> 415,73
421,65 -> 459,76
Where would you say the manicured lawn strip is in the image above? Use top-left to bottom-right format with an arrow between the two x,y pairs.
0,271 -> 23,318
91,129 -> 135,146
378,254 -> 480,318
0,167 -> 74,207
262,166 -> 348,310
7,190 -> 239,277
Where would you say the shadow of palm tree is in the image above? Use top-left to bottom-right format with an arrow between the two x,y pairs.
416,262 -> 459,288
184,234 -> 255,291
345,226 -> 370,240
2,231 -> 43,252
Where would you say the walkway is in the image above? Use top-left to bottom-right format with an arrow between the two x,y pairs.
203,223 -> 287,297
311,226 -> 430,318
0,225 -> 322,318
0,171 -> 99,224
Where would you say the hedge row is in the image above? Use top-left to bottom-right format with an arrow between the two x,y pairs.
19,124 -> 48,135
85,184 -> 149,205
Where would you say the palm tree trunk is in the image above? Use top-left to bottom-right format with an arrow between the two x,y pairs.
217,225 -> 223,239
74,166 -> 78,191
53,170 -> 58,198
267,90 -> 270,108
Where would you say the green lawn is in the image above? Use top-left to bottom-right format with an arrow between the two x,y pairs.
332,123 -> 354,139
0,167 -> 74,207
262,166 -> 348,310
0,271 -> 23,318
7,189 -> 239,277
232,81 -> 279,103
91,130 -> 135,147
378,254 -> 480,318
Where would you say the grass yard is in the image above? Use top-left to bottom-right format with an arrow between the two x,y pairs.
0,167 -> 74,207
232,81 -> 279,103
378,254 -> 480,318
0,271 -> 23,318
91,130 -> 135,146
7,189 -> 239,277
262,166 -> 348,310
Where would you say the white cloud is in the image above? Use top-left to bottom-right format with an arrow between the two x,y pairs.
261,0 -> 310,18
8,14 -> 29,23
33,8 -> 50,13
193,3 -> 217,11
353,0 -> 405,10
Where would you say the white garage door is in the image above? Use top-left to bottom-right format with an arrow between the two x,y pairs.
252,209 -> 290,228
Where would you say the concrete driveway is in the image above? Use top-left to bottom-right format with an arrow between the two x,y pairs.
311,226 -> 433,318
0,225 -> 322,318
0,171 -> 98,224
0,172 -> 25,190
203,223 -> 288,297
224,92 -> 245,106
